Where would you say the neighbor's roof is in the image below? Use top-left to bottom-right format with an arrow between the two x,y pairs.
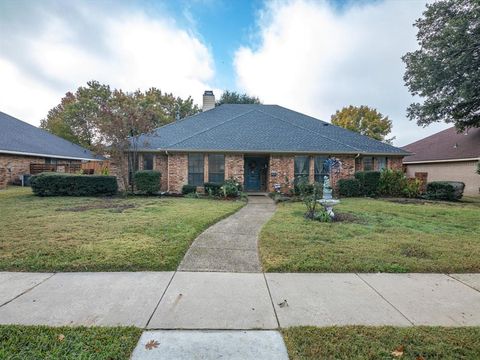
0,111 -> 99,161
135,104 -> 408,155
403,127 -> 480,163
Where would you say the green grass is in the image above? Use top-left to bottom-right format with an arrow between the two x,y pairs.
260,197 -> 480,272
0,325 -> 141,360
0,187 -> 243,272
282,326 -> 480,360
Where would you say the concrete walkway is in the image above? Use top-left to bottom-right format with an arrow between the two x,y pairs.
1,272 -> 480,328
178,195 -> 276,272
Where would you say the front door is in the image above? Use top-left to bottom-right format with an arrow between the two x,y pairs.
244,157 -> 267,191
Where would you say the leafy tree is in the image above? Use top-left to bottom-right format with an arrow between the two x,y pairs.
403,0 -> 480,130
41,81 -> 110,149
41,82 -> 200,151
330,105 -> 394,143
216,90 -> 261,105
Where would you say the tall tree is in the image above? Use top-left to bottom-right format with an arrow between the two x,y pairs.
331,105 -> 394,143
403,0 -> 480,130
216,90 -> 261,105
41,81 -> 111,149
41,82 -> 200,150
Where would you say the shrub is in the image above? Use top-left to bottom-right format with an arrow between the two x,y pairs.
204,182 -> 222,196
355,171 -> 381,197
425,181 -> 464,201
30,172 -> 117,196
134,170 -> 161,195
378,169 -> 407,197
338,178 -> 362,197
182,184 -> 197,195
297,180 -> 324,220
220,178 -> 242,198
403,178 -> 422,198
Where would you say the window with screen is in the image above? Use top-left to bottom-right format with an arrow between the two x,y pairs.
188,153 -> 204,186
363,156 -> 374,171
294,156 -> 310,183
143,153 -> 154,170
314,156 -> 329,183
208,154 -> 225,183
376,157 -> 387,171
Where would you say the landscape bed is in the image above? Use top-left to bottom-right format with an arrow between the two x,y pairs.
0,187 -> 244,272
260,197 -> 480,273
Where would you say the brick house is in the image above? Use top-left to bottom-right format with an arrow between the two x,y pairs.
118,91 -> 408,193
0,111 -> 99,189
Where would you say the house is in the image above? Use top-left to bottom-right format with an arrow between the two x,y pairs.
0,111 -> 99,189
403,127 -> 480,196
116,91 -> 409,193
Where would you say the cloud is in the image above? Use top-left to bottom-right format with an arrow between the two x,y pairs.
234,0 -> 450,146
0,1 -> 215,126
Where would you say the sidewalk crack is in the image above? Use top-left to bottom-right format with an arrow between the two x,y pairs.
0,273 -> 56,308
355,273 -> 414,326
145,271 -> 176,329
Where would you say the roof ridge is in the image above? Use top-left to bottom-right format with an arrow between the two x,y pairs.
166,108 -> 258,148
256,108 -> 361,152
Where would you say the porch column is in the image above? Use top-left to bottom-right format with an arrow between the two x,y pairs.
203,153 -> 209,184
309,156 -> 315,183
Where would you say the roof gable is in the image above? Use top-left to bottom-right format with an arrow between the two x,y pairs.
0,111 -> 98,160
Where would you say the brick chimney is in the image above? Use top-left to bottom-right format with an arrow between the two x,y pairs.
202,90 -> 215,112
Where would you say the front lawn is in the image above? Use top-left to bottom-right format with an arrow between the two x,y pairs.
260,197 -> 480,272
282,326 -> 480,360
0,325 -> 141,360
0,187 -> 243,272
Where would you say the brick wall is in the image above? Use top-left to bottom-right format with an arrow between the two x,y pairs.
330,155 -> 356,189
0,154 -> 45,185
0,167 -> 6,189
154,154 -> 168,191
168,153 -> 188,193
388,157 -> 403,170
225,154 -> 244,184
268,155 -> 295,192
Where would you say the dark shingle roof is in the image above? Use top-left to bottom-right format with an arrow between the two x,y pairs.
0,111 -> 98,160
135,104 -> 408,155
403,127 -> 480,163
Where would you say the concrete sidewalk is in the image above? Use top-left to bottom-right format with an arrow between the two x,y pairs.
178,195 -> 276,272
1,271 -> 479,328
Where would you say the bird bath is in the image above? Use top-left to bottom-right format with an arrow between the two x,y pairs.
318,176 -> 340,218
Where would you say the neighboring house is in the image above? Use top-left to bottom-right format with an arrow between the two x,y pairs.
0,111 -> 99,189
403,127 -> 480,196
117,91 -> 409,193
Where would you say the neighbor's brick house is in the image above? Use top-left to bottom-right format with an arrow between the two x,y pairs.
116,91 -> 408,193
0,111 -> 99,189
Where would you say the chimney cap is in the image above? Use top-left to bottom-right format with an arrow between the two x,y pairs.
203,90 -> 214,96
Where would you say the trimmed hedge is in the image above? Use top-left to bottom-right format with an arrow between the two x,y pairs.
355,171 -> 381,197
425,181 -> 464,201
134,170 -> 161,194
338,178 -> 362,197
182,184 -> 197,195
30,172 -> 118,196
204,182 -> 222,196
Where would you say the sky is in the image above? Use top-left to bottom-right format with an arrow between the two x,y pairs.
0,0 -> 450,146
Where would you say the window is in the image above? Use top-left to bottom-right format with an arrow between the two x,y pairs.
188,153 -> 204,186
294,156 -> 310,183
376,157 -> 387,171
208,154 -> 225,183
143,153 -> 154,170
363,156 -> 374,171
314,156 -> 329,183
